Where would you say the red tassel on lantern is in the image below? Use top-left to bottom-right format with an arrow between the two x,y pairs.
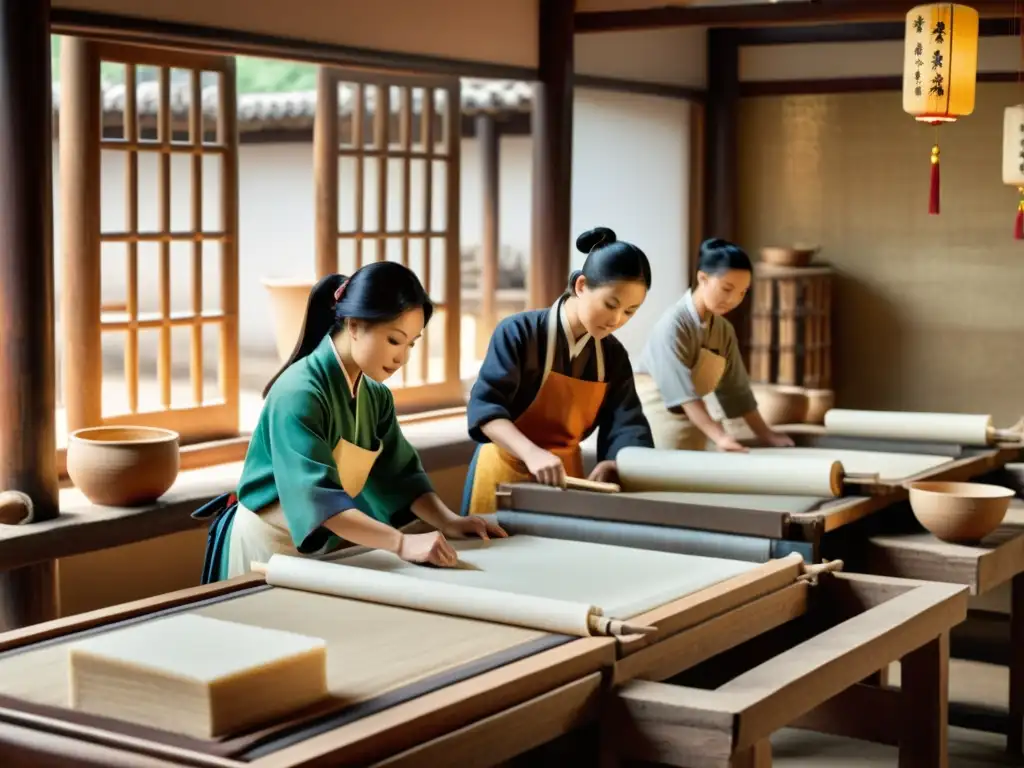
929,144 -> 940,215
1016,188 -> 1024,240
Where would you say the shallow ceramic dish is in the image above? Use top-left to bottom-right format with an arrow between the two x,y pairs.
760,246 -> 819,268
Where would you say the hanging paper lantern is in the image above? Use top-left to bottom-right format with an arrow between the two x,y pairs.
1002,106 -> 1024,239
902,3 -> 980,215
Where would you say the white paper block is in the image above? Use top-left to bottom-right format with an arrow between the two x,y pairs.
68,614 -> 329,739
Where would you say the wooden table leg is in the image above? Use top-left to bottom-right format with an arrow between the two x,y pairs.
732,739 -> 771,767
1009,573 -> 1024,755
899,632 -> 949,768
0,561 -> 59,632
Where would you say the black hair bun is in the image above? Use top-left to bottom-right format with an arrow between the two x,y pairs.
700,237 -> 729,252
576,226 -> 617,254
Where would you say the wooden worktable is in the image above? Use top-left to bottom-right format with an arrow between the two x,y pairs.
0,415 -> 477,631
0,546 -> 967,767
862,498 -> 1024,753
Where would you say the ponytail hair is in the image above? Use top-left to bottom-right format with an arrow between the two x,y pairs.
262,261 -> 434,397
565,226 -> 652,298
696,238 -> 753,277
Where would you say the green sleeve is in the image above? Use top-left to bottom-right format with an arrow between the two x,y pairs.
266,391 -> 358,554
360,390 -> 435,523
714,321 -> 758,419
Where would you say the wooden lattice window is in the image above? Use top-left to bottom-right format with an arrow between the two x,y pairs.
58,39 -> 239,444
314,67 -> 463,413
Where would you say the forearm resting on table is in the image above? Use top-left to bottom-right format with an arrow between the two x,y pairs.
323,508 -> 403,554
742,408 -> 774,439
480,419 -> 542,462
681,400 -> 728,442
410,492 -> 458,529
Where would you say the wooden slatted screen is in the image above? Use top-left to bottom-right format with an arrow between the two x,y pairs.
59,39 -> 240,443
314,67 -> 463,413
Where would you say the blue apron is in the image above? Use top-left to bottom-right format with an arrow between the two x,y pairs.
191,492 -> 239,585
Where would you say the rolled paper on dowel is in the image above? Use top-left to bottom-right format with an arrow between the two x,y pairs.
823,409 -> 1007,446
616,447 -> 846,497
253,555 -> 654,638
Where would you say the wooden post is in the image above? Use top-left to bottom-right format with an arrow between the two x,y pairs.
0,0 -> 60,629
899,631 -> 949,767
218,59 -> 241,430
477,113 -> 500,359
703,29 -> 750,354
529,0 -> 575,309
60,36 -> 103,432
1009,572 -> 1024,754
314,66 -> 339,279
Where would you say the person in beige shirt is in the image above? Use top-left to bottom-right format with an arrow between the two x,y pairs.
633,238 -> 795,452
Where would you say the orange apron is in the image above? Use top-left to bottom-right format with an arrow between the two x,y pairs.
466,299 -> 608,515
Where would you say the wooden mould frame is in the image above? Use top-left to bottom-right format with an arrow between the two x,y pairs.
0,557 -> 967,767
521,427 -> 1023,556
313,66 -> 463,414
59,38 -> 240,444
605,568 -> 968,768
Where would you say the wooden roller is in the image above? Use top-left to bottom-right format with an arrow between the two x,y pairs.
615,447 -> 878,498
0,491 -> 33,525
824,409 -> 1024,446
565,476 -> 620,494
250,557 -> 655,638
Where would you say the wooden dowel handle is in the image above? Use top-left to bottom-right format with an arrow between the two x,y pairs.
0,491 -> 33,525
588,614 -> 657,636
565,477 -> 621,494
843,472 -> 880,485
250,561 -> 269,575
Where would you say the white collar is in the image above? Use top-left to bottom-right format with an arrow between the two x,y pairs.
329,336 -> 362,399
559,299 -> 592,361
683,289 -> 712,333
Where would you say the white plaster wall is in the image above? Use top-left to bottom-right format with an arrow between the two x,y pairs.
571,88 -> 693,358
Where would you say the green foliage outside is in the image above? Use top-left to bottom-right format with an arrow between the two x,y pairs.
50,35 -> 318,94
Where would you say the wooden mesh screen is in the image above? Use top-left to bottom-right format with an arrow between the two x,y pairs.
314,68 -> 463,412
59,40 -> 240,442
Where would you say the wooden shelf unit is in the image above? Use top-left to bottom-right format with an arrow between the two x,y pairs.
748,263 -> 833,389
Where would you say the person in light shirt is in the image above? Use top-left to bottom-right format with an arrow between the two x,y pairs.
633,238 -> 795,453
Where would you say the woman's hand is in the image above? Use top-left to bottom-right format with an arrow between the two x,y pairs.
397,531 -> 459,567
763,430 -> 795,448
524,447 -> 567,487
713,434 -> 749,453
588,460 -> 619,484
442,515 -> 508,541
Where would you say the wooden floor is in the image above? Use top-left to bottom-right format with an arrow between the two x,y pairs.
773,658 -> 1024,766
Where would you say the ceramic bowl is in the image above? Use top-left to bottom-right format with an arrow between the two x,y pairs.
752,384 -> 810,426
908,481 -> 1014,543
67,426 -> 180,507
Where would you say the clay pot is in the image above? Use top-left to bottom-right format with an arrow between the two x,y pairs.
67,426 -> 180,507
804,388 -> 835,425
262,277 -> 316,363
752,384 -> 809,426
908,481 -> 1014,543
760,246 -> 819,268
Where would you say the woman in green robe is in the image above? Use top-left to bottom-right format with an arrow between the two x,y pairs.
194,262 -> 505,584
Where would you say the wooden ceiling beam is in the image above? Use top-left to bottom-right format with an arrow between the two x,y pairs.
576,1 -> 1017,32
